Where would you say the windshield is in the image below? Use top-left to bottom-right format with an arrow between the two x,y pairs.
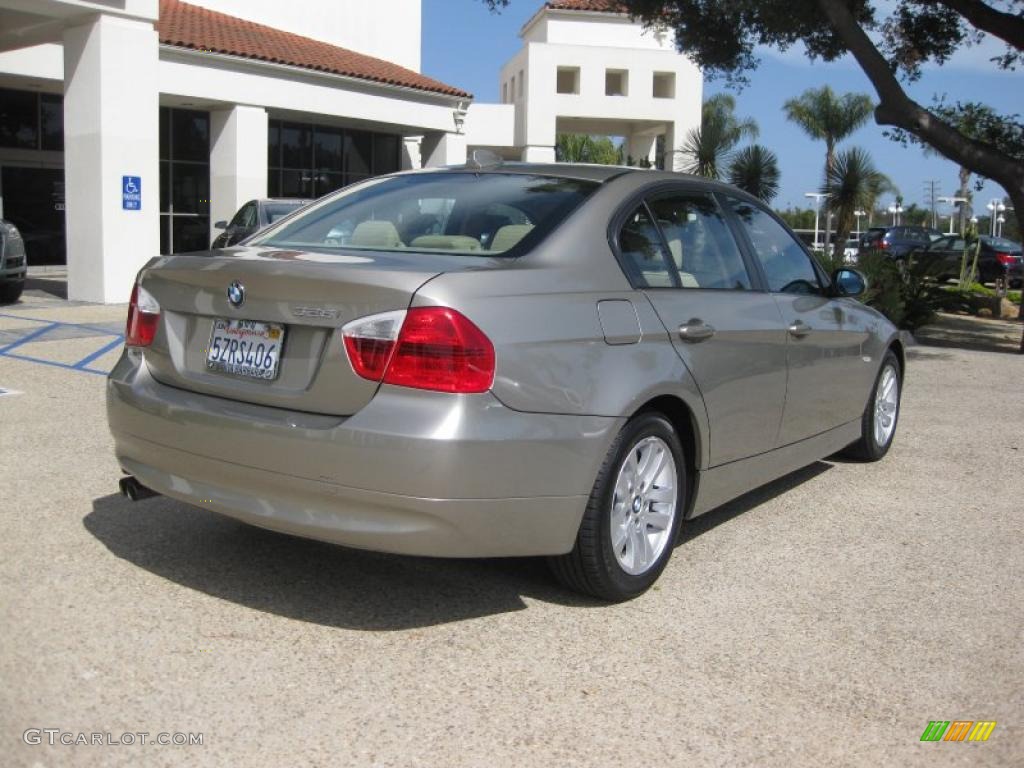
264,202 -> 309,224
253,172 -> 599,255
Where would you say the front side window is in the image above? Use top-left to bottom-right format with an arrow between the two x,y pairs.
254,173 -> 597,256
647,193 -> 751,290
729,198 -> 822,295
230,202 -> 258,229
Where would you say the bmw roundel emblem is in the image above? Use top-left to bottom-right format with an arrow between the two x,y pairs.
227,280 -> 245,308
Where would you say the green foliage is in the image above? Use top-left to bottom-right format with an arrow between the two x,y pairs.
727,144 -> 780,203
823,147 -> 887,259
823,250 -> 945,330
783,86 -> 874,165
776,207 -> 818,230
555,134 -> 621,165
681,94 -> 759,179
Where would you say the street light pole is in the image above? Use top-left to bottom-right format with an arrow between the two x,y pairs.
938,196 -> 969,235
854,209 -> 866,237
804,192 -> 829,251
986,198 -> 1006,236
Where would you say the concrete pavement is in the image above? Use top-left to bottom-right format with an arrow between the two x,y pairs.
1,299 -> 1021,767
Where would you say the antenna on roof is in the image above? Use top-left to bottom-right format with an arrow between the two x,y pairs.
467,149 -> 503,170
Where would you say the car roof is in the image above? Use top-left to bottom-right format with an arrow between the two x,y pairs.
399,162 -> 751,188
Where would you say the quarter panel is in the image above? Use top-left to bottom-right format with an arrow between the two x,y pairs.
412,269 -> 711,469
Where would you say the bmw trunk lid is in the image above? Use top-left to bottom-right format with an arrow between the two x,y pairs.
135,246 -> 462,416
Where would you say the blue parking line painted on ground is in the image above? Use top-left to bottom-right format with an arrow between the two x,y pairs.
72,336 -> 125,370
0,312 -> 124,338
0,351 -> 110,376
0,322 -> 60,354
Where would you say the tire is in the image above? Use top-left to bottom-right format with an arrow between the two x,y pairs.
548,412 -> 686,601
0,280 -> 24,305
842,349 -> 901,462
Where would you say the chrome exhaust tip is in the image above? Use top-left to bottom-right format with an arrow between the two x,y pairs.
119,475 -> 158,502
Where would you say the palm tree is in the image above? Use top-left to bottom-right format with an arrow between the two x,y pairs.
783,86 -> 874,176
728,145 -> 780,203
864,173 -> 898,227
824,147 -> 888,259
680,94 -> 759,179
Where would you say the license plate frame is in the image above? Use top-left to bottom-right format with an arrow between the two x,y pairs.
205,318 -> 285,381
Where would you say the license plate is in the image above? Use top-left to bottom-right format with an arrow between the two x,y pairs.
206,318 -> 285,380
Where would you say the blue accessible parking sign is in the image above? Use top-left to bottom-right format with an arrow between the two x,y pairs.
122,176 -> 141,210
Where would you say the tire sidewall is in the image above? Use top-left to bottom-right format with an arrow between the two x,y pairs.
596,413 -> 686,598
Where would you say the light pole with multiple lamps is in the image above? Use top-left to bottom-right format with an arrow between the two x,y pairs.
937,196 -> 969,234
854,209 -> 866,237
804,192 -> 829,250
887,203 -> 904,226
986,199 -> 1006,236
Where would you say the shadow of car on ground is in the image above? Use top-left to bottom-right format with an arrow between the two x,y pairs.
84,462 -> 832,630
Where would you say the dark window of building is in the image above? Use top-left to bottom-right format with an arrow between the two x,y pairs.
0,88 -> 42,149
40,95 -> 63,151
159,106 -> 210,254
268,119 -> 402,199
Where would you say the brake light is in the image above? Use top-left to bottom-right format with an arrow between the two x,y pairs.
879,240 -> 889,250
995,252 -> 1016,266
342,307 -> 495,394
125,282 -> 160,347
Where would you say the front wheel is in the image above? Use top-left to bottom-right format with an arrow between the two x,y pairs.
0,280 -> 24,305
548,412 -> 685,601
842,350 -> 901,461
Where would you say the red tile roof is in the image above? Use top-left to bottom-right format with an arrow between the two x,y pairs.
156,0 -> 471,99
545,1 -> 628,12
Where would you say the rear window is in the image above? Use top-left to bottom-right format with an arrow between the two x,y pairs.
984,237 -> 1021,253
264,202 -> 308,224
254,173 -> 598,255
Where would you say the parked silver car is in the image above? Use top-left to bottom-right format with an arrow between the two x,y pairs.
107,163 -> 903,601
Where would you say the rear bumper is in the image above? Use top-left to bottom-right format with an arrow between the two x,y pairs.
107,350 -> 622,557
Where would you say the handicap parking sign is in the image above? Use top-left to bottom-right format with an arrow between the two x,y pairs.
122,176 -> 141,211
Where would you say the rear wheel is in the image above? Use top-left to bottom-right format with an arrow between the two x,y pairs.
842,349 -> 901,461
0,280 -> 24,305
548,412 -> 685,601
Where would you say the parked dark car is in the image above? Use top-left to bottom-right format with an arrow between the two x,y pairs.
915,234 -> 1023,287
859,225 -> 942,258
212,198 -> 312,248
0,219 -> 28,304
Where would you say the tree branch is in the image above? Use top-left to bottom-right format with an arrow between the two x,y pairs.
815,0 -> 1024,188
932,0 -> 1024,53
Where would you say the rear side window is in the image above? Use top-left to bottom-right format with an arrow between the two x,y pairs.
729,198 -> 822,295
647,193 -> 751,290
254,173 -> 598,256
618,205 -> 675,287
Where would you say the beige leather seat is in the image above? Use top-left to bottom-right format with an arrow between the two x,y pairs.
410,235 -> 482,252
663,233 -> 700,287
350,220 -> 404,248
490,224 -> 534,252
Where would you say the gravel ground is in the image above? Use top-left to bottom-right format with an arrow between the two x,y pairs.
1,301 -> 1021,767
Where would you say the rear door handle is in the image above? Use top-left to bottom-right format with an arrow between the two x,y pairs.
678,319 -> 715,343
788,320 -> 812,338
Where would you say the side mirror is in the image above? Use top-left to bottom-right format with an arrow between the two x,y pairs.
214,220 -> 228,230
832,267 -> 867,298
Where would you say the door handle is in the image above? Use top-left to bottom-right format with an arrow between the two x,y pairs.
788,320 -> 812,338
678,319 -> 715,343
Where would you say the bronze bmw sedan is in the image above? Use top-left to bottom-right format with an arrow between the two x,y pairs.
107,163 -> 902,601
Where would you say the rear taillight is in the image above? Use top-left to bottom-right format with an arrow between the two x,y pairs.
342,307 -> 495,394
995,252 -> 1016,266
125,282 -> 160,347
879,240 -> 889,250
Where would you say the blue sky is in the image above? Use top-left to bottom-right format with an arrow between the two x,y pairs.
422,0 -> 1023,217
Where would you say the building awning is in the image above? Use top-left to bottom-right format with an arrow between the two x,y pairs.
157,0 -> 471,99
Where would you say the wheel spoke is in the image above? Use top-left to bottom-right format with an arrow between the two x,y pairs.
631,525 -> 650,568
647,484 -> 674,503
644,446 -> 668,485
611,522 -> 628,553
644,508 -> 672,531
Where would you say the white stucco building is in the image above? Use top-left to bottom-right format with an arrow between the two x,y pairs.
0,0 -> 701,303
464,0 -> 702,169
